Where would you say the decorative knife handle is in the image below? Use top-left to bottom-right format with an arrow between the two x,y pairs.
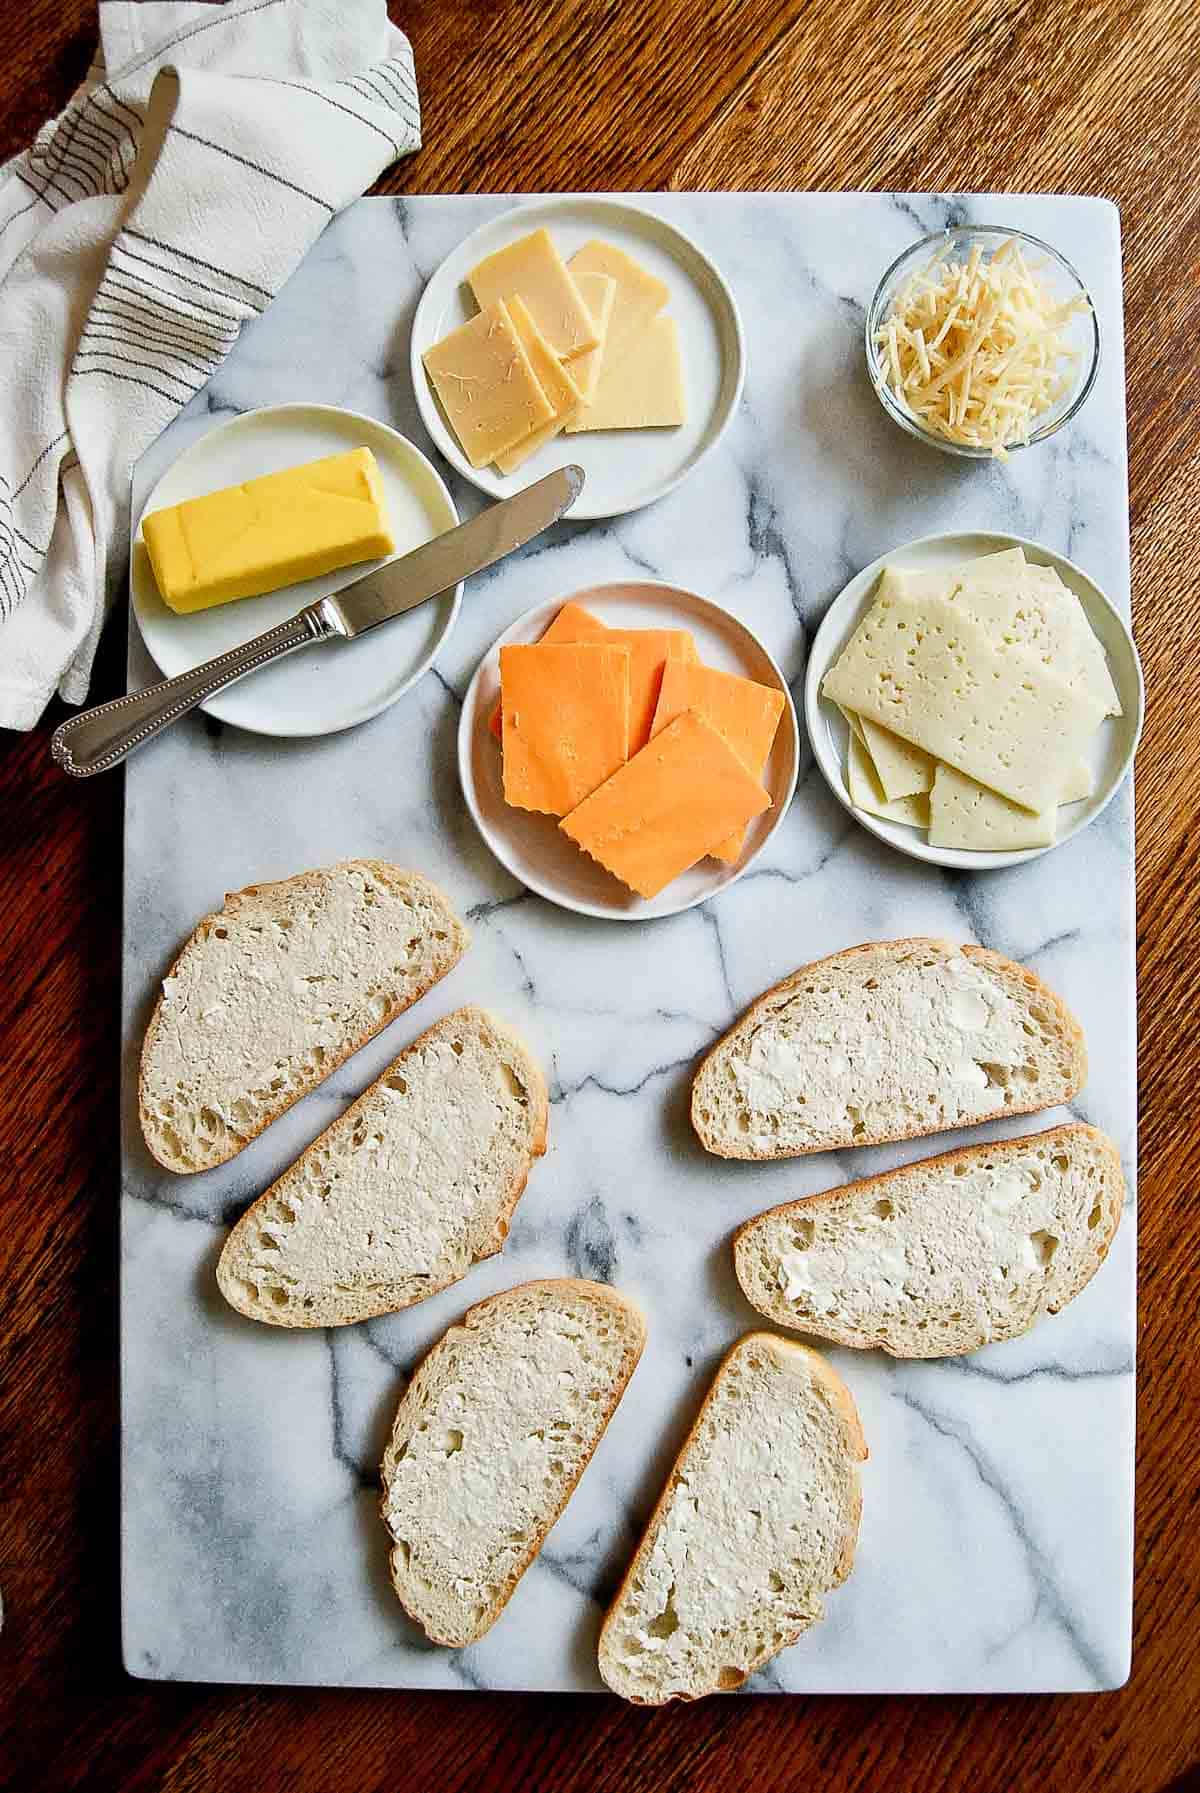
50,600 -> 341,778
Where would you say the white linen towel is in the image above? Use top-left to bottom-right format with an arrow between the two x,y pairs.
0,0 -> 420,730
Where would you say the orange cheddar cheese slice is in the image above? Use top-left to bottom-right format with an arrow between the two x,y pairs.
560,711 -> 771,900
501,641 -> 630,816
489,604 -> 696,748
651,661 -> 786,863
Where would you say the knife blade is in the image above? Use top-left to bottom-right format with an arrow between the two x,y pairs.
49,464 -> 586,778
318,463 -> 585,639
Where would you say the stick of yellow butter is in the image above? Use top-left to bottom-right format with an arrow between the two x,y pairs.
141,447 -> 395,614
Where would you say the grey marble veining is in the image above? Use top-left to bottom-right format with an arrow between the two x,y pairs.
121,193 -> 1135,1693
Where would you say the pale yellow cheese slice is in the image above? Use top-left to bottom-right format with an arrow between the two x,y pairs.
467,228 -> 599,361
822,588 -> 1106,812
929,763 -> 1057,851
837,701 -> 934,800
423,301 -> 555,468
1060,757 -> 1095,804
846,731 -> 930,828
494,286 -> 609,475
571,272 -> 617,403
567,240 -> 669,371
492,296 -> 582,475
565,315 -> 685,432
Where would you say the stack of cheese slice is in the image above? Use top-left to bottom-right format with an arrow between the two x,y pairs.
422,229 -> 685,475
494,601 -> 785,898
822,547 -> 1121,851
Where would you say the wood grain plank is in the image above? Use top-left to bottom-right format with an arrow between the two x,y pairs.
1,1 -> 1197,1790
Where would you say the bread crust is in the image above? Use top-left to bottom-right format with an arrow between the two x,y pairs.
733,1122 -> 1125,1356
381,1278 -> 646,1645
691,937 -> 1088,1160
139,860 -> 469,1174
215,1006 -> 548,1327
597,1332 -> 866,1703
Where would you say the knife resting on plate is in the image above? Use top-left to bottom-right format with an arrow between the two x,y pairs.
50,464 -> 585,778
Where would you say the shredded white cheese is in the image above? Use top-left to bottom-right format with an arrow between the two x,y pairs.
875,239 -> 1091,458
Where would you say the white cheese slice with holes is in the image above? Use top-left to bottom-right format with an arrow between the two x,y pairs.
881,553 -> 1121,718
822,587 -> 1106,812
836,703 -> 933,800
929,762 -> 1057,850
846,730 -> 930,827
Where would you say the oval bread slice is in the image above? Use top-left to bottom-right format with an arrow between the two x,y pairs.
692,937 -> 1086,1160
734,1123 -> 1125,1358
598,1333 -> 866,1704
380,1278 -> 646,1647
216,1007 -> 547,1327
140,860 -> 469,1173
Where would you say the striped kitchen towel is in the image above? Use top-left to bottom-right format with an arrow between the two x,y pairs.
0,0 -> 420,731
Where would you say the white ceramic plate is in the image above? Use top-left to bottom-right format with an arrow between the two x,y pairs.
459,581 -> 798,921
411,197 -> 745,519
131,404 -> 461,737
804,531 -> 1143,870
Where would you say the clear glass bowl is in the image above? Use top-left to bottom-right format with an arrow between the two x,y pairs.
865,225 -> 1101,458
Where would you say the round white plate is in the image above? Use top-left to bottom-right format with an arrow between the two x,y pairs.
411,197 -> 745,519
804,531 -> 1144,870
131,403 -> 461,737
460,581 -> 798,921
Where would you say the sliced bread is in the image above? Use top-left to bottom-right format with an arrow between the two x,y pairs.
692,938 -> 1086,1160
380,1278 -> 646,1646
140,860 -> 469,1174
216,1007 -> 547,1327
598,1333 -> 866,1704
734,1123 -> 1125,1357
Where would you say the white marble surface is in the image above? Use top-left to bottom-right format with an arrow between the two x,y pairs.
121,193 -> 1135,1693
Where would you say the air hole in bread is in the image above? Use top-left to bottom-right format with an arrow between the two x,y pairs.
718,1667 -> 745,1690
1029,1230 -> 1058,1266
271,1286 -> 289,1306
259,1232 -> 280,1253
499,1062 -> 529,1105
277,1202 -> 297,1225
385,1075 -> 408,1095
873,1199 -> 894,1220
1087,1203 -> 1103,1230
214,927 -> 228,940
444,1429 -> 464,1457
1051,1154 -> 1070,1174
394,1539 -> 411,1569
790,1219 -> 815,1249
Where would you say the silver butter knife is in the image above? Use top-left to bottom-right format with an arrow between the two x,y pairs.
51,463 -> 584,777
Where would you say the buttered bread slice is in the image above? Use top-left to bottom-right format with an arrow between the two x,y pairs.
140,861 -> 468,1174
381,1279 -> 645,1646
734,1123 -> 1125,1357
692,938 -> 1086,1160
598,1334 -> 866,1703
216,1007 -> 547,1327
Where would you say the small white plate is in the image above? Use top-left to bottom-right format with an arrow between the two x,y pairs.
804,531 -> 1144,870
131,403 -> 461,738
411,196 -> 745,520
459,581 -> 798,921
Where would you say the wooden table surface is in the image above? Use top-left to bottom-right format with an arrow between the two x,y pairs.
2,3 -> 1198,1790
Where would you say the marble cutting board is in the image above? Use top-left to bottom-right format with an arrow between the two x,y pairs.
121,192 -> 1136,1693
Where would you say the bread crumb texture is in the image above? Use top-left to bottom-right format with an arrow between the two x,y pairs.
735,1123 -> 1124,1357
693,938 -> 1085,1159
140,861 -> 468,1173
216,1007 -> 547,1327
381,1280 -> 645,1646
599,1335 -> 865,1704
